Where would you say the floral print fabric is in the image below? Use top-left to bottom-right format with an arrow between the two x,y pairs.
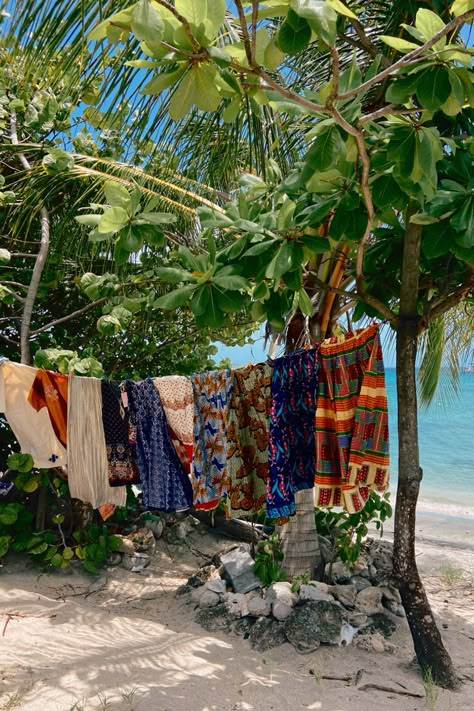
226,362 -> 272,518
191,369 -> 233,510
127,378 -> 193,512
267,349 -> 319,520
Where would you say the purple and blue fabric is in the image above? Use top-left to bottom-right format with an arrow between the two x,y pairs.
266,348 -> 319,520
126,378 -> 193,512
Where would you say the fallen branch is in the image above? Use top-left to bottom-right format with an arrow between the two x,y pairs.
358,683 -> 424,698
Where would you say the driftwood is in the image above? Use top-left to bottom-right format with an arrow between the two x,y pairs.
358,683 -> 424,698
191,508 -> 266,544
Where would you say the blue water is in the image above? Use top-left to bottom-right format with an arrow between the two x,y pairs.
216,338 -> 474,513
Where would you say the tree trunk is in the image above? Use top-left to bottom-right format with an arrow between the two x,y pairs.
393,215 -> 460,689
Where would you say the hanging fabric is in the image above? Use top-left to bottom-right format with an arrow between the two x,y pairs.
28,369 -> 68,447
127,378 -> 193,512
101,380 -> 140,487
154,376 -> 194,472
314,324 -> 390,513
67,373 -> 126,508
266,348 -> 319,520
0,361 -> 66,468
191,369 -> 233,510
226,362 -> 272,518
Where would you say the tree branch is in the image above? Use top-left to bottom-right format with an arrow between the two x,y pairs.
337,10 -> 474,101
154,0 -> 201,52
235,0 -> 254,66
0,333 -> 19,347
30,296 -> 109,336
427,268 -> 474,324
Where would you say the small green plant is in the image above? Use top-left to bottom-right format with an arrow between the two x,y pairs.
315,491 -> 393,570
422,667 -> 440,708
121,686 -> 140,709
0,452 -> 123,573
253,533 -> 286,586
291,570 -> 311,594
437,563 -> 464,587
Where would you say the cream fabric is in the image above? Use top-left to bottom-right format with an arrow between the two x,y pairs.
153,376 -> 194,445
67,374 -> 126,508
0,361 -> 66,468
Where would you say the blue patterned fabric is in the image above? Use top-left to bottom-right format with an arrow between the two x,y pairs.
127,378 -> 193,512
266,349 -> 319,520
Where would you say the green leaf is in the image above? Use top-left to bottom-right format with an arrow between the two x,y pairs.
131,0 -> 164,47
299,234 -> 331,253
118,227 -> 143,253
153,284 -> 196,310
291,0 -> 337,45
169,70 -> 195,121
298,288 -> 313,317
307,126 -> 342,172
379,35 -> 420,53
7,453 -> 34,473
330,206 -> 367,241
75,214 -> 102,227
277,19 -> 311,55
191,64 -> 222,112
134,211 -> 176,224
155,267 -> 194,283
0,535 -> 10,558
372,175 -> 406,209
222,95 -> 241,124
326,0 -> 357,19
104,181 -> 132,211
97,314 -> 123,335
142,65 -> 188,94
52,514 -> 65,524
451,0 -> 474,15
0,248 -> 11,264
266,241 -> 292,279
416,67 -> 451,111
50,553 -> 64,568
385,73 -> 420,103
212,275 -> 249,291
415,9 -> 446,51
451,197 -> 474,244
0,505 -> 19,526
30,542 -> 48,555
264,37 -> 284,71
97,207 -> 129,234
63,547 -> 74,560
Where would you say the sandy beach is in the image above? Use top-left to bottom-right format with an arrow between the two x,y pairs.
1,499 -> 473,711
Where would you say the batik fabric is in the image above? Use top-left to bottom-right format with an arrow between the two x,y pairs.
154,376 -> 194,473
101,380 -> 140,487
0,361 -> 66,468
191,369 -> 233,510
28,369 -> 69,447
226,362 -> 272,518
314,324 -> 390,513
127,378 -> 193,512
67,374 -> 126,508
267,348 -> 319,520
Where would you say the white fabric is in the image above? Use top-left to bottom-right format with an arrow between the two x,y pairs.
0,361 -> 66,468
153,376 -> 194,445
67,373 -> 126,508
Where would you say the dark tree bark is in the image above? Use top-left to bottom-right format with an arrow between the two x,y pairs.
392,214 -> 460,689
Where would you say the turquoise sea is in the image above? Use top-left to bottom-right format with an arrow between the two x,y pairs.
216,338 -> 474,517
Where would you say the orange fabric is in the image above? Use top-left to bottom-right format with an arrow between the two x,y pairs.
28,370 -> 68,447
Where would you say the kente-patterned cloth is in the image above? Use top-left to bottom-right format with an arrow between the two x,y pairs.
314,324 -> 390,513
267,348 -> 319,520
127,378 -> 193,512
226,362 -> 272,518
191,369 -> 233,510
27,369 -> 69,447
101,380 -> 140,487
154,376 -> 194,472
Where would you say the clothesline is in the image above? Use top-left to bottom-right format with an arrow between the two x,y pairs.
0,323 -> 390,522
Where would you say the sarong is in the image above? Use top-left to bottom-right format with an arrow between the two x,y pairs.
154,376 -> 194,472
226,362 -> 272,518
67,374 -> 126,508
101,380 -> 140,487
191,369 -> 233,510
314,324 -> 390,513
127,379 -> 193,512
267,348 -> 319,520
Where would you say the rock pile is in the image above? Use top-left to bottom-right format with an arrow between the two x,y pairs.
185,538 -> 403,654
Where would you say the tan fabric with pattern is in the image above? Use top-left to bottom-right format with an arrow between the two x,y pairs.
153,376 -> 194,446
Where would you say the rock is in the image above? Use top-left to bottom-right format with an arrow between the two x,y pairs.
384,599 -> 405,617
249,617 -> 287,652
127,528 -> 156,552
368,564 -> 378,582
205,578 -> 227,596
220,547 -> 261,593
299,583 -> 334,603
345,611 -> 368,627
318,535 -> 334,564
247,595 -> 272,617
333,584 -> 357,608
115,536 -> 136,555
351,576 -> 373,592
225,592 -> 249,618
272,600 -> 293,621
380,584 -> 401,605
266,581 -> 298,606
191,586 -> 206,603
368,612 -> 397,638
121,552 -> 150,572
187,565 -> 219,588
326,561 -> 352,584
105,551 -> 122,566
284,601 -> 344,653
352,555 -> 370,578
175,584 -> 193,597
141,513 -> 164,539
199,590 -> 220,608
196,604 -> 233,633
371,633 -> 386,653
233,616 -> 256,637
356,586 -> 384,616
354,632 -> 387,653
